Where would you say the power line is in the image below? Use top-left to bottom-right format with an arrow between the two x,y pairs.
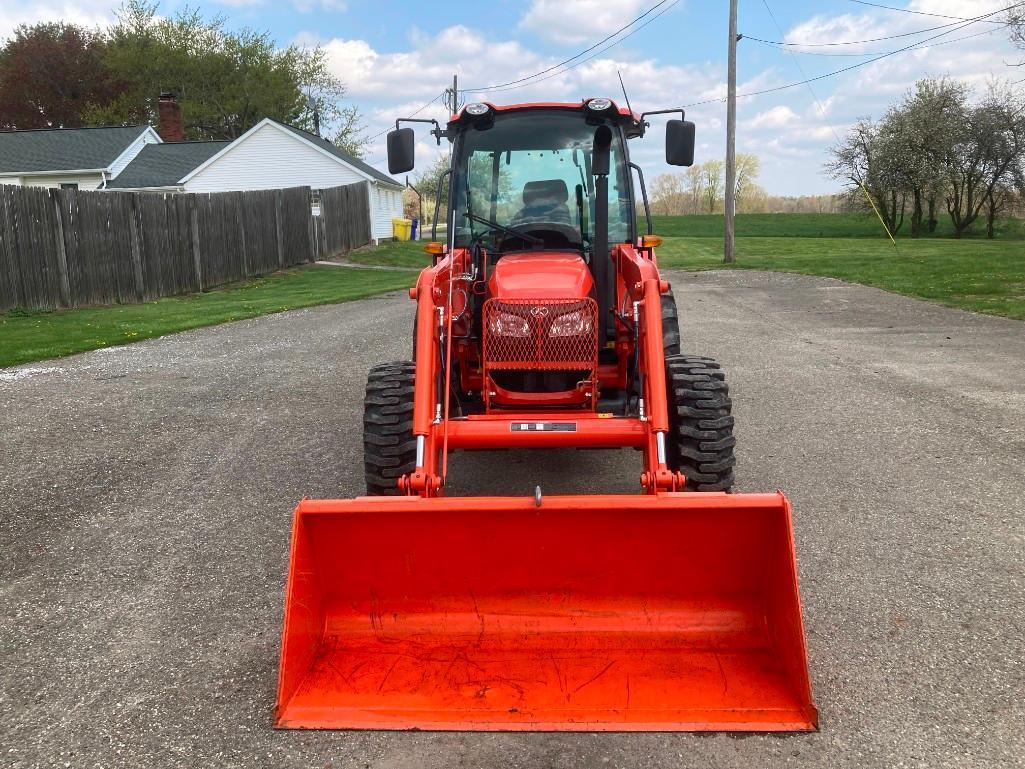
845,0 -> 1010,23
746,24 -> 1006,56
366,91 -> 447,142
683,4 -> 1015,110
761,0 -> 897,246
743,15 -> 998,47
463,0 -> 681,94
461,0 -> 674,92
465,0 -> 680,94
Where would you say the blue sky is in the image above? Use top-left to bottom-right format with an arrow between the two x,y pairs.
2,0 -> 1021,194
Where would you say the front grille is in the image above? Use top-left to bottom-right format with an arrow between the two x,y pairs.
483,298 -> 599,373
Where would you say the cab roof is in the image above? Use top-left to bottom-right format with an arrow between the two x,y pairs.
448,99 -> 645,138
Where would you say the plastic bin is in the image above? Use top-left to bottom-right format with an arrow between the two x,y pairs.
392,218 -> 412,241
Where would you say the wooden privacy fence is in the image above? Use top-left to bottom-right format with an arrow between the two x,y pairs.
314,182 -> 372,257
0,181 -> 372,312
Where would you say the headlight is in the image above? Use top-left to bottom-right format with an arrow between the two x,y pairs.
488,311 -> 530,338
586,98 -> 613,112
464,102 -> 490,116
549,309 -> 593,338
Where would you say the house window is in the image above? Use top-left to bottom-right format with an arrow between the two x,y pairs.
60,183 -> 79,190
310,188 -> 322,216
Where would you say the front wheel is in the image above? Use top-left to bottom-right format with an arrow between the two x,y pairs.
665,354 -> 736,491
661,291 -> 681,357
363,361 -> 417,495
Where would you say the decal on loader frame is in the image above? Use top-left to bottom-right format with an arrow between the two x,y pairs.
510,422 -> 577,433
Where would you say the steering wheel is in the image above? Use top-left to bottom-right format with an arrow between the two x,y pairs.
501,222 -> 582,248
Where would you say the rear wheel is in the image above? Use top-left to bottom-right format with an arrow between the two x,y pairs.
363,361 -> 417,495
661,291 -> 681,357
665,354 -> 736,491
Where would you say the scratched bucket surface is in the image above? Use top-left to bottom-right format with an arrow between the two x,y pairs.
275,493 -> 817,731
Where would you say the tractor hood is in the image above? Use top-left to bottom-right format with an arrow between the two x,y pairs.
488,253 -> 594,300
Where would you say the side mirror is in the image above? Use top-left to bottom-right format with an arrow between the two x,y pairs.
387,128 -> 415,174
666,119 -> 696,167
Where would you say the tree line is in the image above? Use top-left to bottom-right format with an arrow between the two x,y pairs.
648,155 -> 843,215
0,0 -> 365,155
828,78 -> 1025,239
650,155 -> 763,215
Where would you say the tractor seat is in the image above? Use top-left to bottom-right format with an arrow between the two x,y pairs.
512,179 -> 572,227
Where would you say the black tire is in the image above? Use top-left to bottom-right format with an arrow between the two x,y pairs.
665,354 -> 736,491
661,291 -> 681,357
363,361 -> 417,495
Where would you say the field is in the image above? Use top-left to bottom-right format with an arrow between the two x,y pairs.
357,213 -> 1025,319
3,213 -> 1022,369
648,212 -> 1025,239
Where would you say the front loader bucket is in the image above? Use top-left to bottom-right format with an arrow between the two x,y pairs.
275,493 -> 817,731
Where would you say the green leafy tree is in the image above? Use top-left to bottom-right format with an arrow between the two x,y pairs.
945,83 -> 1025,238
413,153 -> 452,226
881,78 -> 967,236
89,0 -> 361,143
827,117 -> 907,235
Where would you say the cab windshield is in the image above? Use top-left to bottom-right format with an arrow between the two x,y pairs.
450,111 -> 633,252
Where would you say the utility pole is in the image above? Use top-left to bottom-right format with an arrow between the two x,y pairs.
446,74 -> 459,114
724,0 -> 738,264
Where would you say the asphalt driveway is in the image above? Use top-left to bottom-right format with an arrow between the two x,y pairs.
1,270 -> 1022,768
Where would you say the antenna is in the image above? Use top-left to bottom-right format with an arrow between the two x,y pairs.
617,70 -> 633,115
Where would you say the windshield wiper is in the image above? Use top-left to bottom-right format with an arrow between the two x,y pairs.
464,211 -> 544,247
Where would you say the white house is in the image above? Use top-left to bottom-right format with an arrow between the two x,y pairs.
1,114 -> 406,243
0,125 -> 161,190
176,118 -> 404,242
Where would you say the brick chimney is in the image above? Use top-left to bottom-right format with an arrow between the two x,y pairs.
157,92 -> 185,142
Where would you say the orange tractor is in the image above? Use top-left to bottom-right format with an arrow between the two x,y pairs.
275,99 -> 817,731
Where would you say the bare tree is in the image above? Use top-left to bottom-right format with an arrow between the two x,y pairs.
733,154 -> 762,213
1007,6 -> 1025,64
686,165 -> 704,214
650,173 -> 686,215
702,160 -> 725,214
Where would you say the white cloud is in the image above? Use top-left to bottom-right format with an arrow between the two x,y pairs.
519,0 -> 651,45
0,1 -> 114,40
748,105 -> 798,129
309,25 -> 548,102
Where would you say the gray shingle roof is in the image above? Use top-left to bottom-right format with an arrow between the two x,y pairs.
272,120 -> 404,189
107,141 -> 231,189
0,125 -> 151,174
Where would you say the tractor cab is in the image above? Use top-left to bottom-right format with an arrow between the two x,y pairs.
447,105 -> 634,258
388,100 -> 696,411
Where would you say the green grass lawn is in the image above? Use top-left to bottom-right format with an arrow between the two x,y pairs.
0,265 -> 413,368
353,230 -> 1025,320
656,237 -> 1025,319
648,213 -> 1025,240
347,240 -> 433,269
11,214 -> 1016,370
